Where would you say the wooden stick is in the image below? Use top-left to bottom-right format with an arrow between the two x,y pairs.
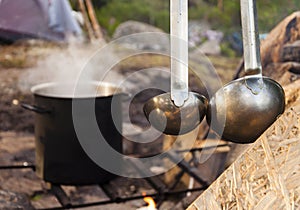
78,0 -> 95,41
85,0 -> 103,40
233,58 -> 244,80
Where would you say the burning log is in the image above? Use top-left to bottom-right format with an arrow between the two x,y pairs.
136,196 -> 157,210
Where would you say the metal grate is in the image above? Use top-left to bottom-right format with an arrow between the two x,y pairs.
0,144 -> 229,209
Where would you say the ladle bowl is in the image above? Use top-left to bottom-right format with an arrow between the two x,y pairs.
207,76 -> 285,143
143,92 -> 208,135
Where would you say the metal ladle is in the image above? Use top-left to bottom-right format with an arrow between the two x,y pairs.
143,0 -> 208,135
207,0 -> 285,143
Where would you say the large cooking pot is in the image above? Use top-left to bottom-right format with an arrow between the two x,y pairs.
22,82 -> 123,185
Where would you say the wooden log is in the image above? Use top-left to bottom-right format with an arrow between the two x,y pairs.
282,40 -> 300,63
188,104 -> 300,209
283,80 -> 300,108
261,11 -> 300,67
235,12 -> 300,80
264,62 -> 300,86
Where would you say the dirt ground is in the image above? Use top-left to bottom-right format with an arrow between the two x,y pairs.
0,68 -> 34,132
0,41 -> 61,132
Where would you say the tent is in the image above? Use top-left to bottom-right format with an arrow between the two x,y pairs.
0,0 -> 82,42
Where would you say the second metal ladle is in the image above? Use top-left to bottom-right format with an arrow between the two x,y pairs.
207,0 -> 285,143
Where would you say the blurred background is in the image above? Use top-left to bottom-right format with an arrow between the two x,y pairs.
1,0 -> 300,209
70,0 -> 300,57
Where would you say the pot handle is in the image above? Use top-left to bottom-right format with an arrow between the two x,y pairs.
21,103 -> 51,114
121,92 -> 132,101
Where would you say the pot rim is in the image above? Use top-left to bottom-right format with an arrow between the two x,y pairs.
31,81 -> 123,99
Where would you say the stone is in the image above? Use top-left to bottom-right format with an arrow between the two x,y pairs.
112,21 -> 169,52
188,20 -> 211,48
203,29 -> 223,42
198,39 -> 221,55
113,21 -> 164,39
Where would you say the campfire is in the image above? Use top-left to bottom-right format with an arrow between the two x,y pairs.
137,194 -> 157,210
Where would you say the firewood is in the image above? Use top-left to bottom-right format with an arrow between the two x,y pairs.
264,62 -> 300,86
260,11 -> 300,76
282,40 -> 300,63
234,12 -> 300,81
85,0 -> 104,40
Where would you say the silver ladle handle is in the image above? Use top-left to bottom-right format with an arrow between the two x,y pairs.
241,0 -> 262,75
170,0 -> 189,107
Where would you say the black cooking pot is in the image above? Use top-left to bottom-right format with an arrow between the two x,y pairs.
22,82 -> 123,185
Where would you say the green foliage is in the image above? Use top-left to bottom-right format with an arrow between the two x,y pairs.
91,0 -> 109,8
68,0 -> 76,9
189,0 -> 240,32
257,0 -> 300,33
94,0 -> 300,46
95,0 -> 169,36
220,42 -> 237,58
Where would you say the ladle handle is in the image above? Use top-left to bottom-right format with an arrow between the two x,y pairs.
241,0 -> 262,75
170,0 -> 189,107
